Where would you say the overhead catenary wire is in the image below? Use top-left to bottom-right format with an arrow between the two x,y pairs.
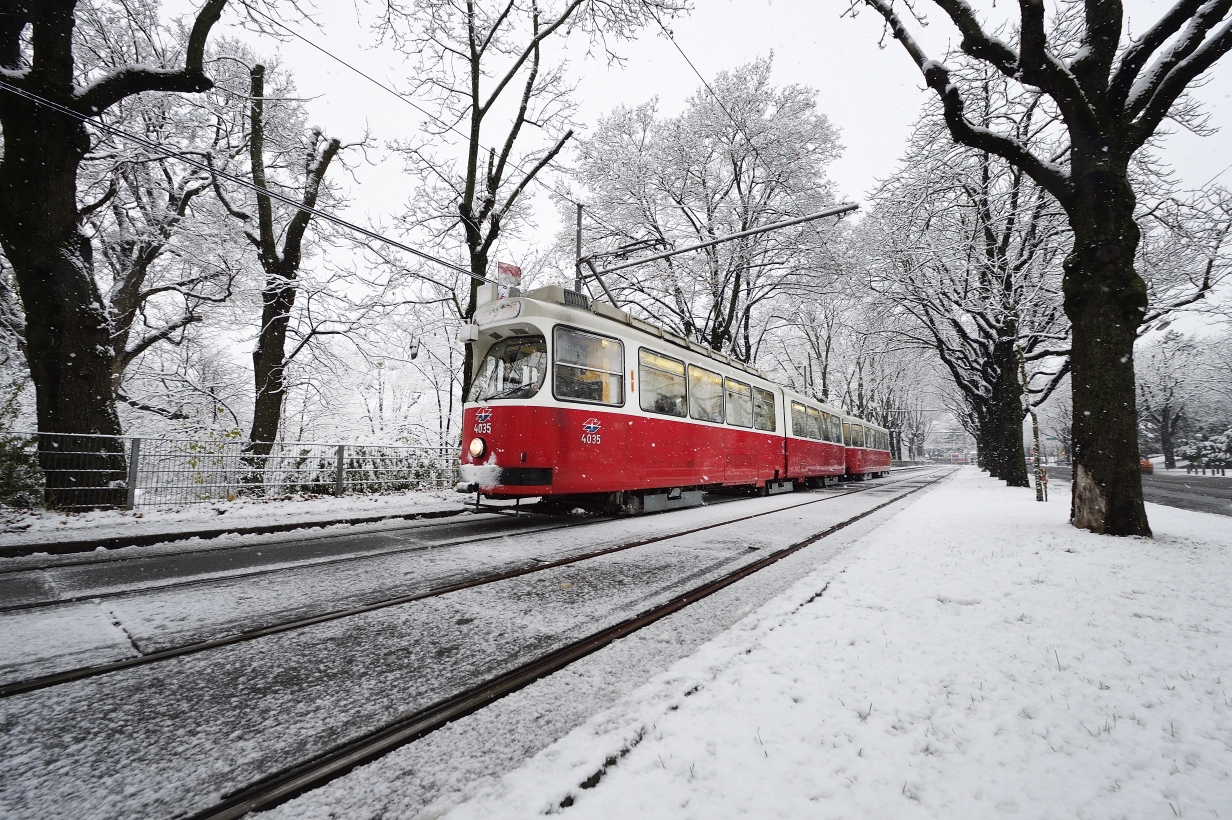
237,1 -> 633,238
0,79 -> 492,286
587,202 -> 859,275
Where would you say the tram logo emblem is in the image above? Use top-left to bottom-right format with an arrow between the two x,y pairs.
475,408 -> 493,422
582,418 -> 601,433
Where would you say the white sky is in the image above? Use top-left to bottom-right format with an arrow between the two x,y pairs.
188,0 -> 1232,253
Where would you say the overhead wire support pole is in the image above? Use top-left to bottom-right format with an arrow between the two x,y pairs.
584,203 -> 860,276
575,204 -> 584,294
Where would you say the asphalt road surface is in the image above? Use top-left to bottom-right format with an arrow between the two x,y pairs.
1050,467 -> 1232,517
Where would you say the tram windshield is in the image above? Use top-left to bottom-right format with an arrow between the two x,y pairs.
467,335 -> 547,402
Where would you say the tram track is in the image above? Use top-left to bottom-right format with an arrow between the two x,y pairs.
0,505 -> 557,576
186,467 -> 953,820
0,472 -> 937,699
0,516 -> 597,614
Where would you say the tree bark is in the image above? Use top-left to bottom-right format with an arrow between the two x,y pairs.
983,337 -> 1030,486
0,97 -> 127,505
0,14 -> 124,507
1063,163 -> 1151,535
1159,405 -> 1183,470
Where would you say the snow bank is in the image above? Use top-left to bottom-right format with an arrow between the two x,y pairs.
444,469 -> 1232,819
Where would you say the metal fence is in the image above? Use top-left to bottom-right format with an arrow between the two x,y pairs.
0,430 -> 460,511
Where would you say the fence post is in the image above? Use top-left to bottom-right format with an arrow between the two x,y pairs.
335,444 -> 346,496
126,437 -> 141,511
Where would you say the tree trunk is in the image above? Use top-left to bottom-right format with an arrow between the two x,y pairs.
0,87 -> 126,507
1159,405 -> 1180,470
458,240 -> 487,403
241,65 -> 339,469
1063,164 -> 1151,536
248,269 -> 295,459
984,338 -> 1030,486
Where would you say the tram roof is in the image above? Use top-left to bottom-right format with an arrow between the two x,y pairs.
513,285 -> 772,383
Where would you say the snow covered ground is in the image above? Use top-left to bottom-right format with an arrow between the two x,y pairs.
442,468 -> 1232,819
0,489 -> 465,551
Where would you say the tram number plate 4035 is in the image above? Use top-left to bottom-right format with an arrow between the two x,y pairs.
473,422 -> 492,434
581,433 -> 601,445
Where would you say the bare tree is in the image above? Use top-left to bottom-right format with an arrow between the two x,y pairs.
862,68 -> 1070,487
379,0 -> 686,398
210,62 -> 342,460
569,58 -> 843,361
850,0 -> 1232,535
0,0 -> 228,506
70,11 -> 256,422
1136,331 -> 1200,468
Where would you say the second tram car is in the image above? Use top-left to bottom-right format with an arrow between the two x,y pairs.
456,285 -> 890,512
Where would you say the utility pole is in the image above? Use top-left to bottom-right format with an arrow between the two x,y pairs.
575,203 -> 583,294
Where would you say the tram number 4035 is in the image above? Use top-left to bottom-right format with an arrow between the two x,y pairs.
473,423 -> 492,434
581,432 -> 601,445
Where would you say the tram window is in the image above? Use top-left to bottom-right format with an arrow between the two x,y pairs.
806,406 -> 824,440
842,421 -> 851,445
639,349 -> 686,417
467,335 -> 547,402
791,402 -> 809,438
553,326 -> 624,405
688,365 -> 724,423
725,378 -> 753,428
851,424 -> 865,448
820,411 -> 836,443
753,388 -> 776,432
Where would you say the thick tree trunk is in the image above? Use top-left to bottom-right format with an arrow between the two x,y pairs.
984,338 -> 1030,487
0,89 -> 126,507
1063,164 -> 1150,536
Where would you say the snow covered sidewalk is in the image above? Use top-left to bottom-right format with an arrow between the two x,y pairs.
444,468 -> 1232,819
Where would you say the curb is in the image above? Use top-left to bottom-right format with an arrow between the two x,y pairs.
0,506 -> 468,559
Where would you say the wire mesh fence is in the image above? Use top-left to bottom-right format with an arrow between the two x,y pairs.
0,431 -> 460,511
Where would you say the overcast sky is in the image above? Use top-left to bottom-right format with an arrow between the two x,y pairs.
203,0 -> 1232,251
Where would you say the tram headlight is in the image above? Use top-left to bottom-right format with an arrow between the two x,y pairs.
468,437 -> 487,459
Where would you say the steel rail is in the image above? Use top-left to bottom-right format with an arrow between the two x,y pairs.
186,469 -> 952,820
0,487 -> 830,609
0,502 -> 562,572
0,477 -> 923,699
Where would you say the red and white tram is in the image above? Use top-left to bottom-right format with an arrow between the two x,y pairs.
456,285 -> 890,512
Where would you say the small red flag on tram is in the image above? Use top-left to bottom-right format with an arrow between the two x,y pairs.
496,262 -> 521,280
